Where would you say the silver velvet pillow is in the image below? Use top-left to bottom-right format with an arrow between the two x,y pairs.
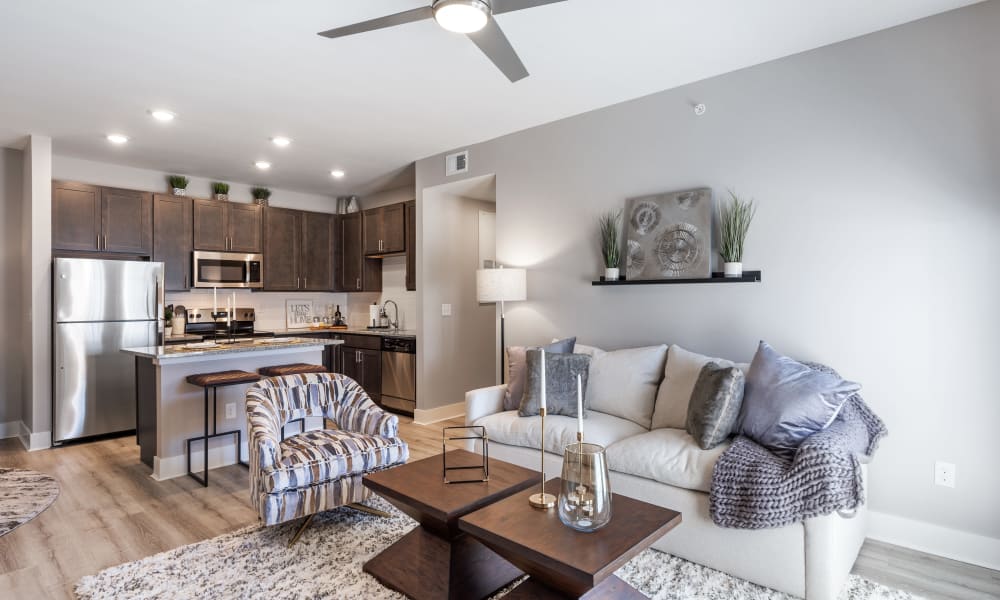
503,337 -> 576,410
519,349 -> 591,418
736,341 -> 861,459
685,362 -> 745,450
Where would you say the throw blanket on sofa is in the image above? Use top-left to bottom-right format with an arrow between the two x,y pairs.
710,392 -> 887,529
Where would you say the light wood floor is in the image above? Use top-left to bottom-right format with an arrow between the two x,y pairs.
0,418 -> 996,600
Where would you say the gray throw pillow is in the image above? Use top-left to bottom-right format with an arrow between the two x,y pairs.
519,349 -> 591,418
686,362 -> 745,450
503,337 -> 576,410
736,341 -> 861,459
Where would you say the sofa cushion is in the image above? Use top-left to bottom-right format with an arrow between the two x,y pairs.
737,341 -> 861,459
504,337 -> 576,410
586,345 -> 667,428
474,410 -> 646,455
265,429 -> 408,492
519,350 -> 591,417
605,428 -> 730,493
651,345 -> 739,430
686,363 -> 746,450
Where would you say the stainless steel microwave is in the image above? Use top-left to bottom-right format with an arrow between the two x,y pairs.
193,251 -> 263,288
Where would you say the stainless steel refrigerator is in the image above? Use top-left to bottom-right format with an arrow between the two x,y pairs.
53,258 -> 164,444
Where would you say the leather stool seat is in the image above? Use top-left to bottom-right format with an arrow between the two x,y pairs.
186,370 -> 262,388
259,363 -> 327,377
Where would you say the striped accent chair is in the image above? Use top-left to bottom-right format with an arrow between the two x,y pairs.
245,372 -> 408,526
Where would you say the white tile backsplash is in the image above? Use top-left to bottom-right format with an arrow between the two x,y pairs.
165,289 -> 349,332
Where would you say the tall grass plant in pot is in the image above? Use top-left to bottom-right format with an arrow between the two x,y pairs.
719,190 -> 756,277
599,209 -> 622,281
168,175 -> 189,196
212,182 -> 230,201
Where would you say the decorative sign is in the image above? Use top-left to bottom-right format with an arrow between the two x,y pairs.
624,187 -> 712,280
285,299 -> 313,329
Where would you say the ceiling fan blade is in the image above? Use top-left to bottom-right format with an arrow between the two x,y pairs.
491,0 -> 568,15
467,19 -> 529,82
318,6 -> 433,39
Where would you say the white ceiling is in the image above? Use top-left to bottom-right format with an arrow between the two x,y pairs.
0,0 -> 980,196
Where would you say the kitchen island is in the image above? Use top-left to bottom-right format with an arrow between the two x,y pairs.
122,338 -> 341,481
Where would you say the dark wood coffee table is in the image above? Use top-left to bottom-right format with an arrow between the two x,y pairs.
458,478 -> 682,599
362,449 -> 542,600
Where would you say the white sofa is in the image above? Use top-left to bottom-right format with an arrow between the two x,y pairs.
464,344 -> 868,600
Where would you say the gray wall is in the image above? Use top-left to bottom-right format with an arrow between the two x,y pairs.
0,148 -> 22,429
415,2 -> 1000,544
418,184 -> 497,411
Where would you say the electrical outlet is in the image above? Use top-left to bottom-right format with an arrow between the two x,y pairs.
225,402 -> 236,420
934,461 -> 955,488
441,304 -> 452,317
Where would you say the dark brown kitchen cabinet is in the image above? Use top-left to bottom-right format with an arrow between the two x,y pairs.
102,187 -> 153,254
53,181 -> 101,251
405,200 -> 416,291
52,181 -> 152,254
152,194 -> 193,290
301,211 -> 334,291
341,212 -> 382,292
363,204 -> 405,255
341,346 -> 381,404
263,207 -> 301,291
193,198 -> 262,253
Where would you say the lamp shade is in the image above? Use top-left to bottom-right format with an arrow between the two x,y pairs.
476,268 -> 526,303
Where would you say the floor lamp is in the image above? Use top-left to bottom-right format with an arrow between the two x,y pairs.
476,266 -> 527,384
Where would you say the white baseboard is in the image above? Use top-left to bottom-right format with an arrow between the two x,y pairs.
868,510 -> 1000,571
413,402 -> 465,425
18,422 -> 51,451
152,441 -> 249,481
0,421 -> 20,439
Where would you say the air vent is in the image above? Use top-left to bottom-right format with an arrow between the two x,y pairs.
446,150 -> 469,176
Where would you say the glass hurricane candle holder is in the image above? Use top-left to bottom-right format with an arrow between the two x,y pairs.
558,442 -> 612,532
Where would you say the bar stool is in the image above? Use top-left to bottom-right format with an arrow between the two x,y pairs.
185,369 -> 261,487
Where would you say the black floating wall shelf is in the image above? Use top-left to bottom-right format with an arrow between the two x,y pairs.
592,270 -> 762,286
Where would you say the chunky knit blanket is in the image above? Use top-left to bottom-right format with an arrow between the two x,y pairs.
710,384 -> 887,529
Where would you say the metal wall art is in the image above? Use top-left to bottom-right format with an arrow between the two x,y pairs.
624,188 -> 713,280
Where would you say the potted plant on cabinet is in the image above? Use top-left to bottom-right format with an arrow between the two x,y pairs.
598,209 -> 622,281
212,182 -> 230,201
168,175 -> 189,196
719,190 -> 756,278
251,187 -> 271,206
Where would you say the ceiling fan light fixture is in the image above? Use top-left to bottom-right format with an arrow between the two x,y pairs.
433,0 -> 490,34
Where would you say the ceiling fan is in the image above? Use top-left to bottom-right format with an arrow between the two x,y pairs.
318,0 -> 567,82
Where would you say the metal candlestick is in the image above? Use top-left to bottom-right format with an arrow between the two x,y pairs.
528,407 -> 556,509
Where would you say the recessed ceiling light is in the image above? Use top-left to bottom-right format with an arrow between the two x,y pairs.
255,161 -> 271,170
149,109 -> 175,122
433,0 -> 489,34
271,136 -> 292,147
106,133 -> 129,144
330,169 -> 345,178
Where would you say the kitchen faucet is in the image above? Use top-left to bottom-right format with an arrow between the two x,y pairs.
382,300 -> 399,330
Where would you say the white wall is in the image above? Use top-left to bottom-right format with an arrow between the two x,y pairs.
0,148 -> 23,435
415,3 -> 1000,565
21,136 -> 52,448
53,155 -> 338,213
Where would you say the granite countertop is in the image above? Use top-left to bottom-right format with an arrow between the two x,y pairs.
121,337 -> 340,361
267,327 -> 417,339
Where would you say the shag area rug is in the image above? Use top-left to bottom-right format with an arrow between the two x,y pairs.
0,467 -> 60,537
77,497 -> 921,600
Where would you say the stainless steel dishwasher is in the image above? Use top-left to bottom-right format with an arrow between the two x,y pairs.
381,336 -> 416,415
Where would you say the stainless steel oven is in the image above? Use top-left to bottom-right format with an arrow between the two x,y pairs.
193,251 -> 263,288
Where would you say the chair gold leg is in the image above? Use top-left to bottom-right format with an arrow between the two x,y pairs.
288,513 -> 315,547
346,502 -> 392,518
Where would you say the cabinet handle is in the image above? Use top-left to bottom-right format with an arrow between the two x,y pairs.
303,277 -> 307,289
105,235 -> 108,250
356,277 -> 361,290
97,234 -> 101,250
184,274 -> 187,288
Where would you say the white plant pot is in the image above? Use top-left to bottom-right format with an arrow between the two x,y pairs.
164,326 -> 173,337
723,262 -> 743,278
604,267 -> 620,281
172,188 -> 186,196
214,193 -> 228,201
